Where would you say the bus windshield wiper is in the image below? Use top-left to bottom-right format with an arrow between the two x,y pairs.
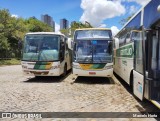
38,49 -> 48,61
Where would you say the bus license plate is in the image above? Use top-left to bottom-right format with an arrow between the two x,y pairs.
89,72 -> 96,75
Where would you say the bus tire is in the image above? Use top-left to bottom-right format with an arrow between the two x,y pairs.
62,64 -> 67,77
130,70 -> 133,92
35,76 -> 41,79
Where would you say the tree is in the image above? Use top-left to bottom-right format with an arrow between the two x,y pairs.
0,9 -> 12,53
26,17 -> 53,32
60,21 -> 93,37
0,34 -> 9,50
0,9 -> 53,58
60,29 -> 70,36
119,13 -> 134,26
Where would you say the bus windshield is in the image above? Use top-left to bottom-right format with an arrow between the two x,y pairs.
74,40 -> 112,63
75,30 -> 112,39
22,34 -> 60,61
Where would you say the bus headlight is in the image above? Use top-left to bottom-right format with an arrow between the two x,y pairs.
72,64 -> 81,69
105,65 -> 113,69
51,65 -> 60,69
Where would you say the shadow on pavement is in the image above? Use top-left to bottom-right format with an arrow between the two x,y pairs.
73,76 -> 115,85
113,72 -> 160,113
23,70 -> 71,83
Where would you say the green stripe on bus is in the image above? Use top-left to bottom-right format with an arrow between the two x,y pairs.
34,62 -> 52,70
91,64 -> 106,69
80,64 -> 106,70
116,44 -> 134,58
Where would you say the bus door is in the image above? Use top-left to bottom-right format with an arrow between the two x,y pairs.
132,30 -> 145,100
146,27 -> 160,101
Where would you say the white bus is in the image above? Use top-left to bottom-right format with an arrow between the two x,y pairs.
113,0 -> 160,108
72,28 -> 113,77
21,32 -> 72,77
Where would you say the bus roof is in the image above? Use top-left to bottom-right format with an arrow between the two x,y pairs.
26,32 -> 65,37
75,28 -> 111,31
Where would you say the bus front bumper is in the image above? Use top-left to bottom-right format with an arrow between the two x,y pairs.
73,68 -> 113,77
22,69 -> 61,76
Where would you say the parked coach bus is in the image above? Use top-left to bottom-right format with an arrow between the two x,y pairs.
72,28 -> 113,77
21,32 -> 72,77
113,0 -> 160,108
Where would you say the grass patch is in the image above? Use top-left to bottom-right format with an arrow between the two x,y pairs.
0,58 -> 21,66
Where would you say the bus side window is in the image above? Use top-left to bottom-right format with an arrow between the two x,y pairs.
133,31 -> 143,74
130,31 -> 136,41
119,33 -> 126,46
125,33 -> 131,43
151,35 -> 158,70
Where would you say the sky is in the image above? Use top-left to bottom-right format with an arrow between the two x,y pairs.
0,0 -> 151,35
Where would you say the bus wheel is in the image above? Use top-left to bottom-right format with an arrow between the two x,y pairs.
130,71 -> 133,92
35,76 -> 41,79
35,76 -> 40,78
62,64 -> 67,77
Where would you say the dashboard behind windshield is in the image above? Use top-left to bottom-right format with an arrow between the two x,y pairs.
73,40 -> 112,63
22,34 -> 60,61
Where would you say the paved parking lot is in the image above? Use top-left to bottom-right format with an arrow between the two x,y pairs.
0,65 -> 159,121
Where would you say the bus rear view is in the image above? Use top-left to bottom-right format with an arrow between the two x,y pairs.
72,28 -> 113,77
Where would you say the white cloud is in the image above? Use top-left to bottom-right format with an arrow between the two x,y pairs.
98,24 -> 107,28
55,22 -> 60,33
111,26 -> 119,36
125,0 -> 151,6
80,0 -> 126,27
129,5 -> 138,14
11,14 -> 18,18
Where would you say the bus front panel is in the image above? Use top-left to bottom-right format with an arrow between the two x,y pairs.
73,62 -> 113,77
21,61 -> 62,76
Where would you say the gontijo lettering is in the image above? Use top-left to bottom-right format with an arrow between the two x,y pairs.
120,48 -> 133,56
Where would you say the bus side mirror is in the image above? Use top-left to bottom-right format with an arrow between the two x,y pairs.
67,38 -> 73,50
60,50 -> 63,61
108,42 -> 112,55
60,46 -> 65,61
73,42 -> 76,50
71,41 -> 73,49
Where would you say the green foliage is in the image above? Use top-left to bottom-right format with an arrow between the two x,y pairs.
60,29 -> 70,36
0,9 -> 53,60
0,58 -> 21,66
26,18 -> 52,32
60,21 -> 93,37
119,13 -> 134,26
71,21 -> 92,28
0,34 -> 10,50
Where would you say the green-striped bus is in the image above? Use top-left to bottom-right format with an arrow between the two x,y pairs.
21,32 -> 72,77
113,0 -> 160,108
72,28 -> 113,77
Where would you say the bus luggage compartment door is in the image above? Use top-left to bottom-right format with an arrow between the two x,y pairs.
133,70 -> 144,100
